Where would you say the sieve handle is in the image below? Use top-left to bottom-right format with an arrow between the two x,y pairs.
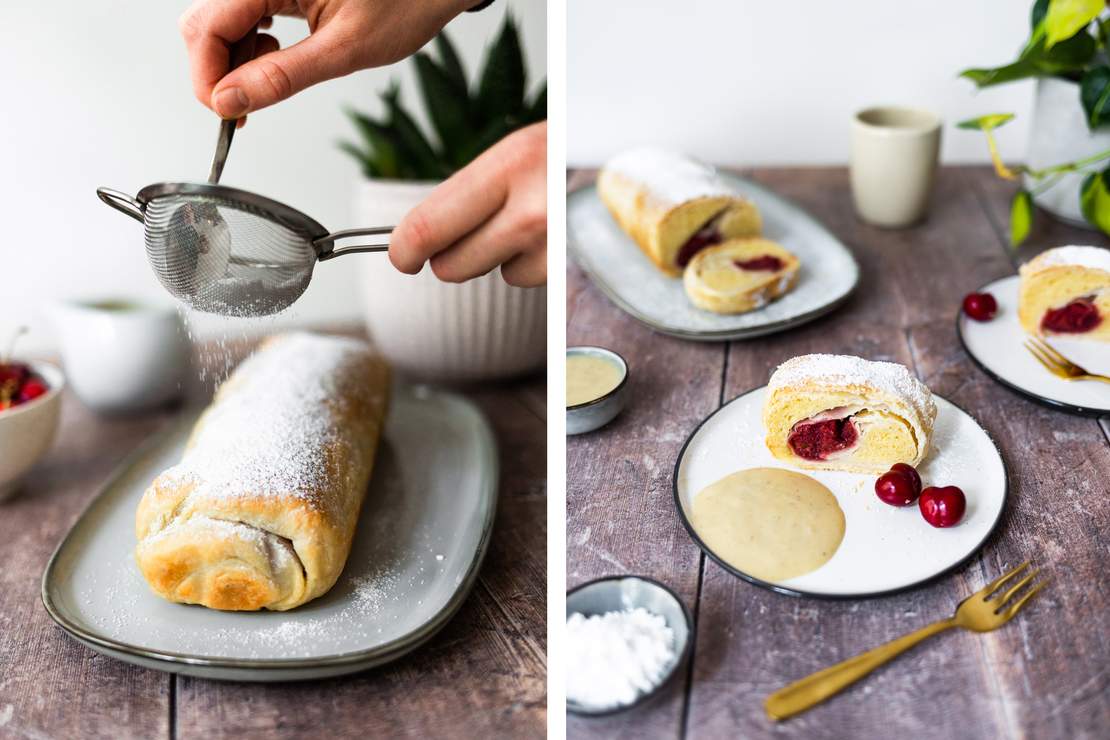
209,26 -> 259,184
96,187 -> 144,223
314,226 -> 393,260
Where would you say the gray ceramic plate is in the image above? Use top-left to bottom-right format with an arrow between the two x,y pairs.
41,384 -> 498,682
567,175 -> 860,340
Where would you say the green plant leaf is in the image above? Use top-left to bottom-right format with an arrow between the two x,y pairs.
956,113 -> 1016,131
528,85 -> 547,123
434,31 -> 468,98
383,86 -> 449,179
1080,167 -> 1110,234
959,58 -> 1041,87
338,140 -> 380,178
1081,66 -> 1110,127
477,14 -> 526,126
414,51 -> 472,167
1034,29 -> 1096,73
1010,189 -> 1034,246
345,109 -> 403,179
1044,0 -> 1103,49
1032,0 -> 1051,30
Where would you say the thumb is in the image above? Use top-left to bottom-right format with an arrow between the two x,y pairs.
210,30 -> 349,117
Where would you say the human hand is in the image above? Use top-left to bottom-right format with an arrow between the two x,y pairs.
179,0 -> 473,119
389,122 -> 547,288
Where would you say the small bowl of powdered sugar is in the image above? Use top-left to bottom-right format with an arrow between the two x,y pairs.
566,575 -> 693,716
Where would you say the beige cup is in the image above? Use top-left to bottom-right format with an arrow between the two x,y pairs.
850,106 -> 942,228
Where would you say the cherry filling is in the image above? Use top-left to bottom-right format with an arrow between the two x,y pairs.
733,255 -> 784,272
1041,297 -> 1101,333
788,417 -> 859,461
676,223 -> 723,267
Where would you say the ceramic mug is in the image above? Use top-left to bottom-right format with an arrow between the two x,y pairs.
850,106 -> 942,228
50,299 -> 191,414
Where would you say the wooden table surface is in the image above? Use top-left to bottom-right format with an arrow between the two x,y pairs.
0,333 -> 547,739
567,166 -> 1110,740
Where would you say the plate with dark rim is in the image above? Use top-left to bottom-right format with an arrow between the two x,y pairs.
41,384 -> 497,681
672,386 -> 1007,599
567,174 -> 859,341
957,274 -> 1110,417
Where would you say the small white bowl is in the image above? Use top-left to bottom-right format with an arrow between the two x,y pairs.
566,346 -> 629,435
0,361 -> 64,501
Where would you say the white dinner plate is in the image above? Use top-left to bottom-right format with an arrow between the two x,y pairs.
673,387 -> 1007,598
41,384 -> 498,681
567,175 -> 859,341
958,274 -> 1110,416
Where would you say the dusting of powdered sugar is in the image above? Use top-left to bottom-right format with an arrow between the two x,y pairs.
1023,245 -> 1110,275
159,332 -> 377,514
603,147 -> 737,206
768,354 -> 936,424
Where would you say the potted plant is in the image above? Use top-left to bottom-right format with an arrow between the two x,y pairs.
339,15 -> 546,381
959,0 -> 1110,243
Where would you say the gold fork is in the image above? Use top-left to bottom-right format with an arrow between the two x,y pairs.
765,562 -> 1048,721
1024,336 -> 1110,384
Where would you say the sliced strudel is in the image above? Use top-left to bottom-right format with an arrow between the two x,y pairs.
135,332 -> 390,611
1018,245 -> 1110,340
683,238 -> 800,314
763,354 -> 936,474
598,147 -> 761,276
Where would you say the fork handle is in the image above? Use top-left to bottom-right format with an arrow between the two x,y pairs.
765,617 -> 956,721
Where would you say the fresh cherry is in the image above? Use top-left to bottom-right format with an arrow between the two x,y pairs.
17,378 -> 47,403
919,486 -> 966,528
875,471 -> 918,506
962,292 -> 998,322
890,463 -> 922,494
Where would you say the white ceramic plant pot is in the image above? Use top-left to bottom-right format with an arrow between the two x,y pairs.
1025,77 -> 1110,228
353,178 -> 546,382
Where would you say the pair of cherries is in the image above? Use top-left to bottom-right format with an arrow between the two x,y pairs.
874,463 -> 965,528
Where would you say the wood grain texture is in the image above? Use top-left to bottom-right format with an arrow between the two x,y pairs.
0,336 -> 546,739
566,166 -> 1110,740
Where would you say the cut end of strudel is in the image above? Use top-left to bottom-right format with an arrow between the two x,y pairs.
597,147 -> 761,276
763,354 -> 936,474
135,332 -> 390,611
683,238 -> 800,314
1018,245 -> 1110,340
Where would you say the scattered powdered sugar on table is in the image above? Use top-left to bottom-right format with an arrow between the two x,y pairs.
603,147 -> 737,206
1023,244 -> 1110,275
567,607 -> 677,711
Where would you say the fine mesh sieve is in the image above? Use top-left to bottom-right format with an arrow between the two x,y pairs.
96,183 -> 391,316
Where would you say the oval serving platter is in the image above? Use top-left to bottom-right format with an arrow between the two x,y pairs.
41,384 -> 497,681
567,172 -> 860,341
673,386 -> 1007,599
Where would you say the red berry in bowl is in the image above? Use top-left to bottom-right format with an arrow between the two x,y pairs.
17,378 -> 48,404
919,486 -> 966,527
962,292 -> 998,322
875,470 -> 919,506
889,463 -> 921,495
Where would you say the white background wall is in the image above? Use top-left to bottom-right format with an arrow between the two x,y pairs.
0,0 -> 546,354
568,0 -> 1038,167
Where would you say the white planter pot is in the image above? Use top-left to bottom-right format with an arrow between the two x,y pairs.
1025,77 -> 1110,228
353,178 -> 546,382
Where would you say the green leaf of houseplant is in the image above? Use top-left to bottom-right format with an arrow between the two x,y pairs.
1081,66 -> 1110,128
434,31 -> 468,98
1010,189 -> 1034,245
1044,0 -> 1103,49
346,110 -> 403,179
1032,0 -> 1051,30
1032,30 -> 1096,73
383,86 -> 449,179
959,58 -> 1041,88
476,14 -> 526,125
956,113 -> 1016,131
414,51 -> 473,167
1080,167 -> 1110,234
528,85 -> 547,123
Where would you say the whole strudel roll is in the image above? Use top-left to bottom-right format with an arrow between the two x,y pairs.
135,332 -> 390,611
598,147 -> 761,275
1018,245 -> 1110,340
763,354 -> 936,474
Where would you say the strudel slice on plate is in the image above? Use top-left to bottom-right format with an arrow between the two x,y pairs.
763,354 -> 936,474
597,147 -> 761,275
1018,245 -> 1110,340
683,238 -> 800,314
135,332 -> 390,611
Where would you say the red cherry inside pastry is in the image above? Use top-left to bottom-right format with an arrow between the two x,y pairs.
919,486 -> 966,528
733,255 -> 785,272
962,292 -> 997,322
788,417 -> 858,461
874,463 -> 922,506
1041,298 -> 1101,334
676,224 -> 722,267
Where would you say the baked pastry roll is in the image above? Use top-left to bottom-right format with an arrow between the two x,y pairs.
598,147 -> 761,275
683,238 -> 800,314
135,332 -> 390,611
763,354 -> 936,474
1018,245 -> 1110,340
